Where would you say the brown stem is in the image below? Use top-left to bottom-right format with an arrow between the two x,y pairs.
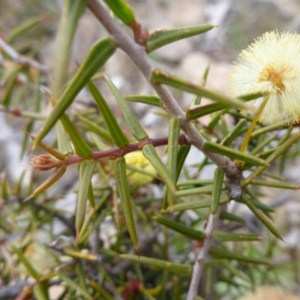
63,134 -> 189,166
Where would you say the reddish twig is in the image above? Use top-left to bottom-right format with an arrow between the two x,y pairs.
32,134 -> 189,170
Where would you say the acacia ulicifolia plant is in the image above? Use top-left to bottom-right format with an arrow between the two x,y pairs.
2,1 -> 300,299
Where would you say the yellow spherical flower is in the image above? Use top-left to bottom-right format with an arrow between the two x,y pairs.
124,151 -> 157,186
230,31 -> 300,125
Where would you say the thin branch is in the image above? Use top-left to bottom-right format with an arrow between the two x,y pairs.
0,105 -> 46,120
86,0 -> 242,183
32,134 -> 190,170
186,209 -> 222,300
0,36 -> 50,75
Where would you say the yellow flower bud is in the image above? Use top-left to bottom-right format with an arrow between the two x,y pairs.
124,151 -> 157,186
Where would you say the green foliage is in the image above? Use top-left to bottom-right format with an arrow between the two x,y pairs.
0,1 -> 299,300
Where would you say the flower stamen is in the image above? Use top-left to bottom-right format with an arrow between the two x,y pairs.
230,31 -> 300,125
258,65 -> 285,93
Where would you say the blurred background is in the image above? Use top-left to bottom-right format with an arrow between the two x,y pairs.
1,0 -> 300,299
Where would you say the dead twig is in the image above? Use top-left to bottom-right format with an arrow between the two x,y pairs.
0,36 -> 50,75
